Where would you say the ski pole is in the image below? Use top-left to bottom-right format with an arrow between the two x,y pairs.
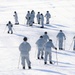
3,26 -> 7,33
13,27 -> 16,33
18,55 -> 20,69
56,49 -> 58,65
68,39 -> 74,50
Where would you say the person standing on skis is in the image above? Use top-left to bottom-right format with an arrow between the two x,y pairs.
40,13 -> 44,28
56,30 -> 66,50
36,12 -> 41,24
36,36 -> 45,59
26,11 -> 31,26
43,32 -> 49,43
6,21 -> 13,34
13,11 -> 19,25
45,11 -> 51,24
19,37 -> 31,69
44,39 -> 57,64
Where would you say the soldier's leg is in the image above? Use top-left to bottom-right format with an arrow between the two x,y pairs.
46,18 -> 49,24
59,40 -> 62,50
38,19 -> 40,24
37,48 -> 41,59
49,52 -> 52,64
21,56 -> 25,69
26,55 -> 31,69
44,52 -> 48,64
41,50 -> 44,59
11,29 -> 13,34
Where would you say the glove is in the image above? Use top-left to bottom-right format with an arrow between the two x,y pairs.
6,24 -> 8,26
64,38 -> 66,40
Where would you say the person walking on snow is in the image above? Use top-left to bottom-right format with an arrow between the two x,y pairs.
19,37 -> 31,69
36,12 -> 41,24
56,30 -> 66,50
13,11 -> 19,25
43,32 -> 49,43
26,11 -> 31,26
6,21 -> 13,34
45,11 -> 51,24
40,13 -> 44,28
44,39 -> 57,64
36,36 -> 45,59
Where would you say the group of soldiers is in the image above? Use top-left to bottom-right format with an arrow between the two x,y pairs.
25,10 -> 51,28
19,31 -> 75,69
6,10 -> 51,34
5,10 -> 75,70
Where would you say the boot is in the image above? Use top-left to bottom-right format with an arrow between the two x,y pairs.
28,66 -> 31,69
50,61 -> 53,64
8,31 -> 9,33
38,57 -> 40,59
44,62 -> 47,64
23,66 -> 25,69
41,56 -> 43,59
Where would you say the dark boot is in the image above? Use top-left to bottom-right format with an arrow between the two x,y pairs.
8,31 -> 9,33
23,66 -> 25,69
50,61 -> 53,64
44,62 -> 47,64
41,56 -> 43,59
38,57 -> 40,59
28,66 -> 31,69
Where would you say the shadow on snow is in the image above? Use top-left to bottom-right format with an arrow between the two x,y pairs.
33,69 -> 65,75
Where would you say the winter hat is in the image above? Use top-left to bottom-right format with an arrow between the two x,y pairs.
60,30 -> 62,32
40,36 -> 43,38
49,39 -> 52,41
23,37 -> 27,41
44,32 -> 47,34
9,21 -> 11,24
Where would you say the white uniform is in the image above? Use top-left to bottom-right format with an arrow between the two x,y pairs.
13,12 -> 19,25
57,31 -> 66,50
26,11 -> 31,25
19,41 -> 31,68
6,22 -> 13,34
36,38 -> 45,58
29,10 -> 35,26
45,12 -> 51,24
36,12 -> 41,24
43,34 -> 49,43
40,14 -> 44,28
44,40 -> 56,63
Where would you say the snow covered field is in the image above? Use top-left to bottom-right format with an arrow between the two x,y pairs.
0,0 -> 75,75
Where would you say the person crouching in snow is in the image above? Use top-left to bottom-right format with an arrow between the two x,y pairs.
6,21 -> 13,34
19,37 -> 31,69
44,39 -> 57,64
